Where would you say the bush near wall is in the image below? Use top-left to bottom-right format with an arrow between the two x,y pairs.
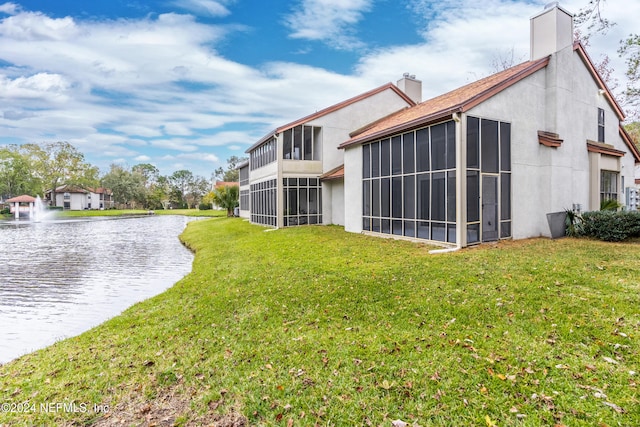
198,203 -> 212,210
580,210 -> 640,241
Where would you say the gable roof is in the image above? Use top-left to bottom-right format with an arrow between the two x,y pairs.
620,126 -> 640,163
51,184 -> 89,194
573,42 -> 625,120
246,83 -> 416,153
573,42 -> 639,163
340,43 -> 640,163
339,57 -> 550,149
6,195 -> 37,203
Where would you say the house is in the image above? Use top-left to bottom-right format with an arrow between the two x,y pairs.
240,80 -> 419,226
242,3 -> 640,248
337,3 -> 640,247
46,185 -> 114,210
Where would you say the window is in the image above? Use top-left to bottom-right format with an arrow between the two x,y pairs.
598,108 -> 605,142
239,165 -> 249,186
240,189 -> 250,210
250,138 -> 276,170
63,192 -> 70,200
600,170 -> 618,204
283,177 -> 322,226
362,120 -> 456,243
250,179 -> 277,226
282,125 -> 322,160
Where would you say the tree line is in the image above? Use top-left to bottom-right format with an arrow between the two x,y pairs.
0,141 -> 244,210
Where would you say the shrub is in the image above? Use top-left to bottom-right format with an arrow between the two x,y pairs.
580,210 -> 640,241
0,207 -> 10,215
198,203 -> 212,210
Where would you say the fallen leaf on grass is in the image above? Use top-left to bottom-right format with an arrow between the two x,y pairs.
602,356 -> 619,365
602,401 -> 625,413
485,415 -> 497,426
392,420 -> 408,427
380,380 -> 393,390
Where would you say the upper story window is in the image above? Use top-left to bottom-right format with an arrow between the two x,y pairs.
250,138 -> 276,170
239,165 -> 249,186
63,192 -> 70,200
598,108 -> 605,142
282,125 -> 321,161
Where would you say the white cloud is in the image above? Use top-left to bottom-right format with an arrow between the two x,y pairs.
0,73 -> 71,101
150,138 -> 199,152
162,122 -> 192,136
3,109 -> 35,120
114,125 -> 162,138
0,11 -> 78,40
170,0 -> 231,17
177,152 -> 219,162
135,155 -> 151,161
285,0 -> 373,50
0,2 -> 18,15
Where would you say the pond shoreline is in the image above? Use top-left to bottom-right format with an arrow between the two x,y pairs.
0,214 -> 204,364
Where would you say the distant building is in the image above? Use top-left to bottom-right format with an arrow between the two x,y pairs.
46,185 -> 114,210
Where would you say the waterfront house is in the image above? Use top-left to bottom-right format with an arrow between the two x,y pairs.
242,4 -> 640,247
240,79 -> 419,226
338,3 -> 640,246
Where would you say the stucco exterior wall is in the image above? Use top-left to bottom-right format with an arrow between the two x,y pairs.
306,89 -> 412,174
343,145 -> 363,233
322,179 -> 345,226
467,45 -> 635,239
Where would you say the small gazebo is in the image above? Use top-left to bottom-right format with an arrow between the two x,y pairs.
6,195 -> 37,220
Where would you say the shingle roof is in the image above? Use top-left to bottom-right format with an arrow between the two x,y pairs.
319,164 -> 344,181
6,195 -> 37,203
246,82 -> 416,153
53,185 -> 88,194
339,57 -> 550,149
215,181 -> 239,188
340,42 -> 638,162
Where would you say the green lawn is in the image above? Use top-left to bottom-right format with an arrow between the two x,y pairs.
55,208 -> 226,218
0,218 -> 638,426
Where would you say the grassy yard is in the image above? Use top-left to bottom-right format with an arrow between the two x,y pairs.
55,208 -> 226,218
0,218 -> 638,426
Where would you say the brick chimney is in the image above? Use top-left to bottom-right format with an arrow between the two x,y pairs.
530,2 -> 574,61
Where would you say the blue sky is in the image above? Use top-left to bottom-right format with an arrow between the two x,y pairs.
0,0 -> 635,179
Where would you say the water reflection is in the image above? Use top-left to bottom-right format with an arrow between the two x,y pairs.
0,215 -> 197,363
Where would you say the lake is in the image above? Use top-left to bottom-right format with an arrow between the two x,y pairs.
0,215 -> 198,364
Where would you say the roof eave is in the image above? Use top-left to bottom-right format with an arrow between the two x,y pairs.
246,82 -> 417,154
619,126 -> 640,163
339,56 -> 550,150
574,42 -> 626,121
339,109 -> 459,149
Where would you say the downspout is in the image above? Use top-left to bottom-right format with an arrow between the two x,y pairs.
429,112 -> 464,254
